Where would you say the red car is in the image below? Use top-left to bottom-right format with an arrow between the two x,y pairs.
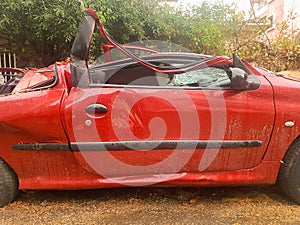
0,8 -> 300,207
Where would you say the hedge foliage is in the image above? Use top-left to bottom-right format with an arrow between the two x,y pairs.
0,0 -> 299,71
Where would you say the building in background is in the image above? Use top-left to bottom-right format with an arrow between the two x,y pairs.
250,0 -> 300,39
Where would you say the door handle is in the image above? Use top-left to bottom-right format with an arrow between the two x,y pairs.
86,103 -> 108,114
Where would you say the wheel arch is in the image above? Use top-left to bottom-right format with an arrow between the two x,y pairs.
277,135 -> 300,204
280,134 -> 300,161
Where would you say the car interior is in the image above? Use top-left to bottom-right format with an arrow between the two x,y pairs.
89,60 -> 232,89
0,66 -> 58,95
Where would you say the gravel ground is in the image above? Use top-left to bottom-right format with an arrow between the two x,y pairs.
0,185 -> 300,225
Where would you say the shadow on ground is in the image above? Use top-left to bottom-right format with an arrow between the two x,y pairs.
18,185 -> 289,205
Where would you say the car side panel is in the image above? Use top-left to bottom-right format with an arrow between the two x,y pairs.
18,161 -> 280,189
63,75 -> 274,178
262,72 -> 300,162
1,76 -> 278,190
0,88 -> 79,188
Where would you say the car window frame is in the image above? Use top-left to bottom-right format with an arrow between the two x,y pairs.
87,56 -> 262,91
88,57 -> 233,90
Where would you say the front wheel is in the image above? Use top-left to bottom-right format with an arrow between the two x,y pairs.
278,138 -> 300,204
0,158 -> 19,207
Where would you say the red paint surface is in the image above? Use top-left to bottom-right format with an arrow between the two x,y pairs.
64,74 -> 274,176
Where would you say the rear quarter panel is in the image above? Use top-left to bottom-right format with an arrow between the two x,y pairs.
262,71 -> 300,161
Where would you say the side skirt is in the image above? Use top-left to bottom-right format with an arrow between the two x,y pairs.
12,140 -> 263,151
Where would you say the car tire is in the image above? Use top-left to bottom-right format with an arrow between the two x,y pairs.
0,158 -> 19,207
278,138 -> 300,204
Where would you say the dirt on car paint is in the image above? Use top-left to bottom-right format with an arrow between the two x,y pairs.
0,186 -> 300,225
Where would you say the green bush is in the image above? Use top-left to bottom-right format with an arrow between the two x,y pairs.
0,0 -> 299,71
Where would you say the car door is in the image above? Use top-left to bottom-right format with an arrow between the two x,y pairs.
65,10 -> 275,179
63,63 -> 275,178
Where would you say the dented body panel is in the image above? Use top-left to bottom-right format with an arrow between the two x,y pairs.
0,62 -> 289,190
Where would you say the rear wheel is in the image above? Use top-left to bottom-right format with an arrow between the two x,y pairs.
278,138 -> 300,204
0,158 -> 19,207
